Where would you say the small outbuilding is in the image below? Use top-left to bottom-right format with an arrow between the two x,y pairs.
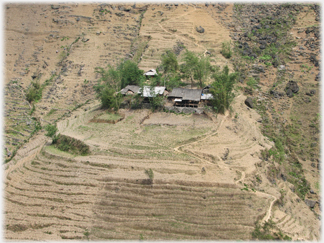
120,85 -> 141,95
144,69 -> 158,79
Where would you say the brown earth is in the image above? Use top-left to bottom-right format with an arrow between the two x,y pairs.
3,2 -> 321,241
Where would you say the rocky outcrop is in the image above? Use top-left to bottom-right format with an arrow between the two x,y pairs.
285,81 -> 299,98
196,26 -> 205,33
244,97 -> 254,108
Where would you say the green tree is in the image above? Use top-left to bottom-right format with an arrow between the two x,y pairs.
194,55 -> 211,88
161,50 -> 179,74
94,60 -> 145,110
209,65 -> 237,114
163,72 -> 183,91
99,86 -> 122,110
95,65 -> 121,91
118,60 -> 144,88
181,50 -> 199,87
181,51 -> 212,88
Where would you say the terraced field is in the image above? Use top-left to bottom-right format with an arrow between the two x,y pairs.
4,147 -> 268,240
4,94 -> 273,240
4,2 -> 321,241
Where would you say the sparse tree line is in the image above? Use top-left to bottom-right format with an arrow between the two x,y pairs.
94,43 -> 237,114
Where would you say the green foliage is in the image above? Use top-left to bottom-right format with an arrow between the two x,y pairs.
149,94 -> 164,112
181,50 -> 199,86
300,64 -> 313,73
118,60 -> 144,88
163,73 -> 185,91
26,81 -> 42,103
94,60 -> 144,110
46,108 -> 56,117
29,104 -> 36,115
146,79 -> 165,112
99,86 -> 123,111
26,75 -> 56,103
44,124 -> 58,138
252,220 -> 291,240
161,50 -> 179,74
221,41 -> 232,58
242,55 -> 255,60
181,50 -> 212,88
54,134 -> 90,156
145,168 -> 154,180
209,66 -> 237,114
246,77 -> 258,90
260,54 -> 272,61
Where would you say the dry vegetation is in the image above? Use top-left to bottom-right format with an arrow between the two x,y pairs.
4,2 -> 321,241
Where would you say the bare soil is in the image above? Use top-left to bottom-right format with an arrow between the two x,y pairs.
3,2 -> 321,241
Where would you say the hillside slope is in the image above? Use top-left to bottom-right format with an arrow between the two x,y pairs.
3,2 -> 321,241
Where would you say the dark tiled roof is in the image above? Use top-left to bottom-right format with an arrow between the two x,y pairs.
120,85 -> 140,95
168,88 -> 202,101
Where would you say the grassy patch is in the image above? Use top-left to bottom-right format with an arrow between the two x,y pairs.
252,220 -> 292,240
97,112 -> 122,121
221,41 -> 232,58
53,134 -> 90,156
44,145 -> 76,158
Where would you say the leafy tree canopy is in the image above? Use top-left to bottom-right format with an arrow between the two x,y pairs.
209,65 -> 238,114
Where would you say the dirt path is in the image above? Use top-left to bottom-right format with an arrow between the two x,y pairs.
172,93 -> 278,225
234,169 -> 277,224
173,112 -> 226,166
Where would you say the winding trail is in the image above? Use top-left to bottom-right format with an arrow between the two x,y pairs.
173,112 -> 227,167
234,171 -> 276,223
172,98 -> 278,225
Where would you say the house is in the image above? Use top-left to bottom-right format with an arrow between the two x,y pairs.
168,88 -> 203,107
141,86 -> 165,98
144,69 -> 158,79
120,85 -> 141,95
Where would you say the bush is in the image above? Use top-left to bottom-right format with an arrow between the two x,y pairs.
246,77 -> 258,90
221,41 -> 232,59
26,82 -> 42,103
99,86 -> 122,111
45,124 -> 58,138
54,134 -> 90,155
252,220 -> 292,240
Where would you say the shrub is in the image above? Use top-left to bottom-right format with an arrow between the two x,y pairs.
45,124 -> 58,138
246,77 -> 258,90
99,86 -> 122,111
26,82 -> 42,103
54,134 -> 90,155
145,169 -> 154,184
221,41 -> 232,58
